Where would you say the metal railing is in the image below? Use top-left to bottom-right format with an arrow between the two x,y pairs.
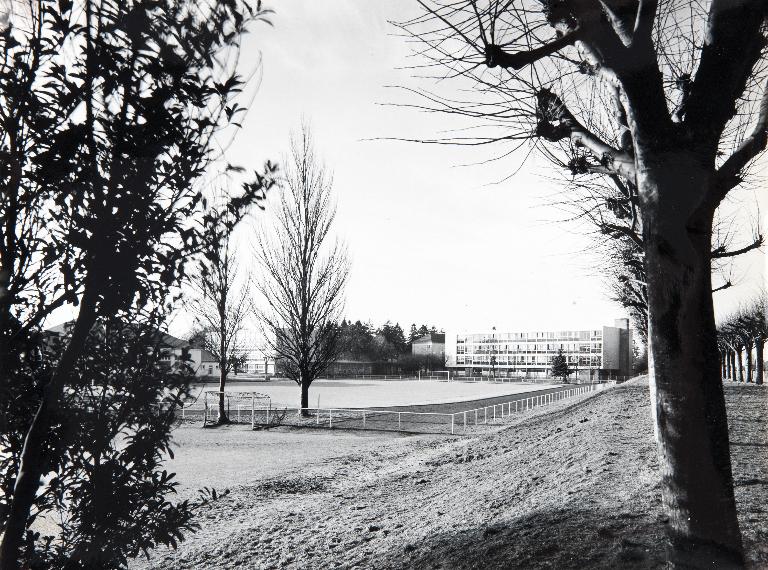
177,383 -> 606,434
452,384 -> 602,432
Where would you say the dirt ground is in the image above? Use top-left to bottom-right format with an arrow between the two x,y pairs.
132,378 -> 767,570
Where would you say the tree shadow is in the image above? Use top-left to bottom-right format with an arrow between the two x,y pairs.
378,506 -> 667,569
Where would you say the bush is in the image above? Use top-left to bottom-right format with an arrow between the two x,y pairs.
0,315 -> 225,569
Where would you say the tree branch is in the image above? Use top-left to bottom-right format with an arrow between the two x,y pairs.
714,79 -> 768,202
711,235 -> 763,259
713,280 -> 733,293
484,29 -> 583,70
685,0 -> 767,145
537,89 -> 636,182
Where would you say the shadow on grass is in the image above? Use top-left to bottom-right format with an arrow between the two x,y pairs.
380,507 -> 667,570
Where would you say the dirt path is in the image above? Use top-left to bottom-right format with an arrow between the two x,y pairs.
133,379 -> 768,570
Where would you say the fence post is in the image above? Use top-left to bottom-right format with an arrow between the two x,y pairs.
251,395 -> 255,429
493,405 -> 496,421
484,407 -> 487,424
182,404 -> 185,420
475,409 -> 478,425
451,414 -> 455,435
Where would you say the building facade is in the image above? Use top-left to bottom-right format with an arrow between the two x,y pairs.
445,319 -> 632,381
412,333 -> 446,358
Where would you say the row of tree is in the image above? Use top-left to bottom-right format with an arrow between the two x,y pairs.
399,0 -> 768,564
338,320 -> 443,362
718,295 -> 766,385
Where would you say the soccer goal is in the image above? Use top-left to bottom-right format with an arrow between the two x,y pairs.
203,391 -> 273,428
417,370 -> 451,382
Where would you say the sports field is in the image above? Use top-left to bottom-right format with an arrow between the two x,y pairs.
193,380 -> 556,409
189,378 -> 561,409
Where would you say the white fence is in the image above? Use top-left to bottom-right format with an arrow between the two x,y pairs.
274,384 -> 604,435
451,384 -> 602,432
178,383 -> 606,434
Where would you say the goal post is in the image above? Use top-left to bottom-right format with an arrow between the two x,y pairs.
203,390 -> 271,428
419,370 -> 451,382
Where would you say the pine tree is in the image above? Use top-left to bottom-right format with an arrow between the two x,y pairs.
550,349 -> 571,384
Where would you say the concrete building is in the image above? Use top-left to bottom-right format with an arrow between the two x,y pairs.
412,333 -> 446,359
445,319 -> 632,381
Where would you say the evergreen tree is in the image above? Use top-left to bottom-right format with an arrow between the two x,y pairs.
550,349 -> 571,384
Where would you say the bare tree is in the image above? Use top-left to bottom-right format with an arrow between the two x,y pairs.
553,174 -> 760,348
719,295 -> 767,385
188,197 -> 253,424
396,1 -> 768,565
255,126 -> 349,416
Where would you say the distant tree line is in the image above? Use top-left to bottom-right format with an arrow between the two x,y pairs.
337,320 -> 445,374
718,295 -> 766,385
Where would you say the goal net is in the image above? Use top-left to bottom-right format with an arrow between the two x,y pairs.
203,391 -> 283,427
418,370 -> 451,381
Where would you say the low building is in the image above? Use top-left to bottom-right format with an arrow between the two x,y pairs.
445,319 -> 632,381
237,329 -> 276,375
412,333 -> 446,359
325,359 -> 375,376
45,321 -> 221,378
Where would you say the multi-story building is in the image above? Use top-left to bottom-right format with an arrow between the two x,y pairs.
412,333 -> 446,359
445,319 -> 632,381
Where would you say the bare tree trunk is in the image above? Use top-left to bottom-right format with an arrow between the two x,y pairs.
0,290 -> 99,570
737,348 -> 744,383
730,351 -> 737,382
218,329 -> 228,423
756,339 -> 764,386
724,350 -> 731,381
644,169 -> 743,566
300,376 -> 310,418
721,354 -> 726,380
217,369 -> 228,423
745,343 -> 753,383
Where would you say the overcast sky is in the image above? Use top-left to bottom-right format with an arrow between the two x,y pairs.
178,1 -> 763,336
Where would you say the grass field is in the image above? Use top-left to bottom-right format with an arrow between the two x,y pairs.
135,380 -> 768,570
183,379 -> 593,435
188,378 -> 563,409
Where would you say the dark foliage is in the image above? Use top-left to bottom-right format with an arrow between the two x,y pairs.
2,313 -> 235,569
0,0 -> 274,567
550,348 -> 572,383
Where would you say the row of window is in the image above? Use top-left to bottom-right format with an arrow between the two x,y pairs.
457,343 -> 602,354
456,356 -> 601,366
458,330 -> 602,343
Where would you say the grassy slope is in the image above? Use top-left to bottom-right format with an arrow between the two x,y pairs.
142,379 -> 768,570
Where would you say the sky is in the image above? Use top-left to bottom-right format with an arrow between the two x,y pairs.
177,0 -> 767,339
34,0 -> 762,338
